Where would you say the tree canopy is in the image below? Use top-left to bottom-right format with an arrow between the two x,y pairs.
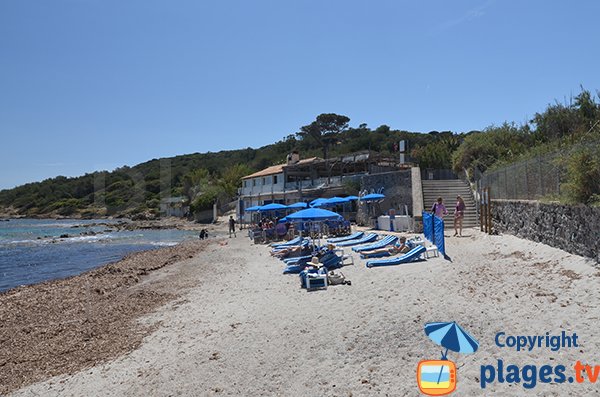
296,113 -> 350,159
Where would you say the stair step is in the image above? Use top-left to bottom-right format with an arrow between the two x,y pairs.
422,182 -> 470,186
422,187 -> 472,190
421,179 -> 477,226
423,187 -> 472,190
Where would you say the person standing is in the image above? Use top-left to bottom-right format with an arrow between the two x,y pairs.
431,197 -> 448,219
453,195 -> 466,237
228,215 -> 237,238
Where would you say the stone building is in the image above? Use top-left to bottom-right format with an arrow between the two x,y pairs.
238,151 -> 418,224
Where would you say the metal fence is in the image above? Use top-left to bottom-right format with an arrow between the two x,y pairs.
478,152 -> 563,201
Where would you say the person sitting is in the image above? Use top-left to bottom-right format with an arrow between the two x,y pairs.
305,256 -> 322,270
361,236 -> 410,258
275,221 -> 287,239
271,244 -> 307,259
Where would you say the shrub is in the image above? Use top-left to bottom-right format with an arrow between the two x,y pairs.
562,145 -> 600,204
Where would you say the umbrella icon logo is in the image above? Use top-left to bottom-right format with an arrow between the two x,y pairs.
417,321 -> 479,396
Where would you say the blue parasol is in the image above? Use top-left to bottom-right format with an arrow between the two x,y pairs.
287,202 -> 308,209
285,208 -> 343,222
345,195 -> 359,201
245,205 -> 261,212
360,193 -> 385,202
258,203 -> 288,212
285,208 -> 344,247
309,198 -> 329,208
424,321 -> 479,384
320,197 -> 349,207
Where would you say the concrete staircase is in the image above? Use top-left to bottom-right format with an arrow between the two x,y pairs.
421,179 -> 478,228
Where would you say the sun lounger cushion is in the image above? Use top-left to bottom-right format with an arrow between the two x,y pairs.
366,245 -> 426,268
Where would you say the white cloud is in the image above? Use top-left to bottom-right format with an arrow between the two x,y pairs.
437,0 -> 495,32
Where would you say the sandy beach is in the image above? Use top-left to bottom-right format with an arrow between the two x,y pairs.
3,226 -> 600,396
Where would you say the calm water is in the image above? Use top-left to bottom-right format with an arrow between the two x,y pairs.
0,219 -> 198,292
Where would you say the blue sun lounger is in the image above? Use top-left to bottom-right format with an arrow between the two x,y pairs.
365,245 -> 426,268
320,251 -> 343,270
282,244 -> 331,264
327,231 -> 364,244
283,263 -> 306,274
272,239 -> 309,253
283,254 -> 312,265
271,236 -> 302,248
360,250 -> 391,259
335,233 -> 378,247
360,240 -> 415,259
352,235 -> 398,252
283,251 -> 342,274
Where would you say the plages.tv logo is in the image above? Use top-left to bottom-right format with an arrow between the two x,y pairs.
417,321 -> 479,396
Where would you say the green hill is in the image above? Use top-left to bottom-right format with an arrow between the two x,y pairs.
2,88 -> 599,218
0,118 -> 455,218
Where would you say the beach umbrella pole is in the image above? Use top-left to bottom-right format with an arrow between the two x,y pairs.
436,348 -> 449,384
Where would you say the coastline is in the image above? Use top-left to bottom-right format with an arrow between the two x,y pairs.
0,217 -> 222,293
0,239 -> 212,395
0,216 -> 216,231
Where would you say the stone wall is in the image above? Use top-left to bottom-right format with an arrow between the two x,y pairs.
193,209 -> 214,223
492,200 -> 600,262
356,170 -> 413,225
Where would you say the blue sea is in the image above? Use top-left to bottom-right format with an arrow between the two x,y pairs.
0,219 -> 199,292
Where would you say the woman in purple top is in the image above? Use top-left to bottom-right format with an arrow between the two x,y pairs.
453,195 -> 466,237
431,197 -> 448,218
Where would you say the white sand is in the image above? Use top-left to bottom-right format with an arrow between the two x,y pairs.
10,228 -> 600,396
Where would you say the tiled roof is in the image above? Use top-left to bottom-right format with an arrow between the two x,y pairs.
241,157 -> 322,179
242,164 -> 284,179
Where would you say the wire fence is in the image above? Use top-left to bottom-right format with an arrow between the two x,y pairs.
478,152 -> 564,201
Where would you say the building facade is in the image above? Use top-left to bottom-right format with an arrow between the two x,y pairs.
238,151 -> 410,222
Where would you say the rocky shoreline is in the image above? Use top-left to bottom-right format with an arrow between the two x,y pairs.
0,214 -> 215,229
0,239 -> 211,395
2,217 -> 221,245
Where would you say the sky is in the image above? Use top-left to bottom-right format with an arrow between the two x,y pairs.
1,0 -> 599,189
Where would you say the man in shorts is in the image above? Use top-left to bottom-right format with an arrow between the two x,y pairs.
228,215 -> 236,238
